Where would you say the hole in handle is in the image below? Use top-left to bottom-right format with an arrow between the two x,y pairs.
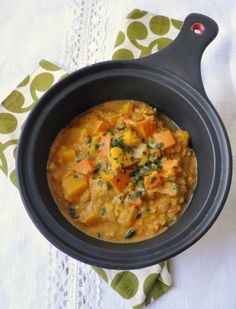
191,23 -> 205,35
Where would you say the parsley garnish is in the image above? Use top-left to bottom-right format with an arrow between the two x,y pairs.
150,176 -> 156,183
173,184 -> 179,190
124,228 -> 136,239
100,207 -> 107,216
84,136 -> 92,145
106,181 -> 112,189
128,191 -> 142,200
73,175 -> 78,179
156,142 -> 164,149
111,136 -> 123,147
95,163 -> 102,172
147,142 -> 156,149
97,180 -> 103,187
68,207 -> 78,219
151,161 -> 162,170
107,128 -> 114,135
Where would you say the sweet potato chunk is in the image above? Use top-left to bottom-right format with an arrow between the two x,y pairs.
80,208 -> 99,226
57,147 -> 76,163
135,116 -> 156,139
117,206 -> 136,227
154,130 -> 176,150
109,170 -> 130,192
144,171 -> 161,190
160,159 -> 179,178
99,135 -> 111,158
75,159 -> 95,175
123,128 -> 140,147
62,176 -> 88,202
96,120 -> 109,133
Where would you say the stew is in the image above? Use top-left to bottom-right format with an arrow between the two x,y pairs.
47,100 -> 197,242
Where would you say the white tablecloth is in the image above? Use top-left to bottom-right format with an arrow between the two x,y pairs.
0,1 -> 236,308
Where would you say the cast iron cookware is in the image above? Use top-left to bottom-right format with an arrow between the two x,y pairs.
17,14 -> 232,269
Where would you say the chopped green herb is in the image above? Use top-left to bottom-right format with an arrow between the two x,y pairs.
147,142 -> 156,149
150,176 -> 157,184
94,143 -> 100,149
129,171 -> 136,177
173,184 -> 179,190
85,136 -> 92,145
151,161 -> 162,170
95,163 -> 102,172
97,232 -> 101,238
106,181 -> 112,189
107,128 -> 114,135
124,228 -> 136,239
150,152 -> 157,158
97,180 -> 103,187
117,127 -> 125,131
122,146 -> 132,153
142,163 -> 149,171
135,173 -> 143,181
73,175 -> 78,179
142,207 -> 150,213
120,162 -> 125,168
133,165 -> 139,173
167,178 -> 175,183
100,207 -> 107,216
156,142 -> 164,149
68,207 -> 78,219
111,136 -> 123,147
128,191 -> 142,200
136,213 -> 142,220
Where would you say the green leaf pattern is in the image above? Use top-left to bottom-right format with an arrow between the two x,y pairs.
0,9 -> 179,308
112,9 -> 182,60
0,59 -> 66,186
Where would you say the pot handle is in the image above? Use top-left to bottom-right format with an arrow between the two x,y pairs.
139,13 -> 218,96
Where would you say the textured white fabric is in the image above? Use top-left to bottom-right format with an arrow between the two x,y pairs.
0,0 -> 236,309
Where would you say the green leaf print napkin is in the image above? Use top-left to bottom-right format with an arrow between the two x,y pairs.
0,9 -> 183,308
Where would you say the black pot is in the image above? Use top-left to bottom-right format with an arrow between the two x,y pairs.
17,14 -> 232,269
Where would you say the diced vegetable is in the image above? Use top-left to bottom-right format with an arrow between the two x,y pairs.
120,101 -> 134,114
144,171 -> 161,190
160,183 -> 178,196
135,116 -> 156,139
109,170 -> 130,192
57,147 -> 76,163
80,207 -> 99,226
108,113 -> 120,128
154,130 -> 176,150
96,120 -> 109,133
62,176 -> 88,202
160,159 -> 179,178
98,135 -> 111,158
118,207 -> 136,227
123,128 -> 140,147
75,159 -> 96,174
133,143 -> 148,159
109,147 -> 123,169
